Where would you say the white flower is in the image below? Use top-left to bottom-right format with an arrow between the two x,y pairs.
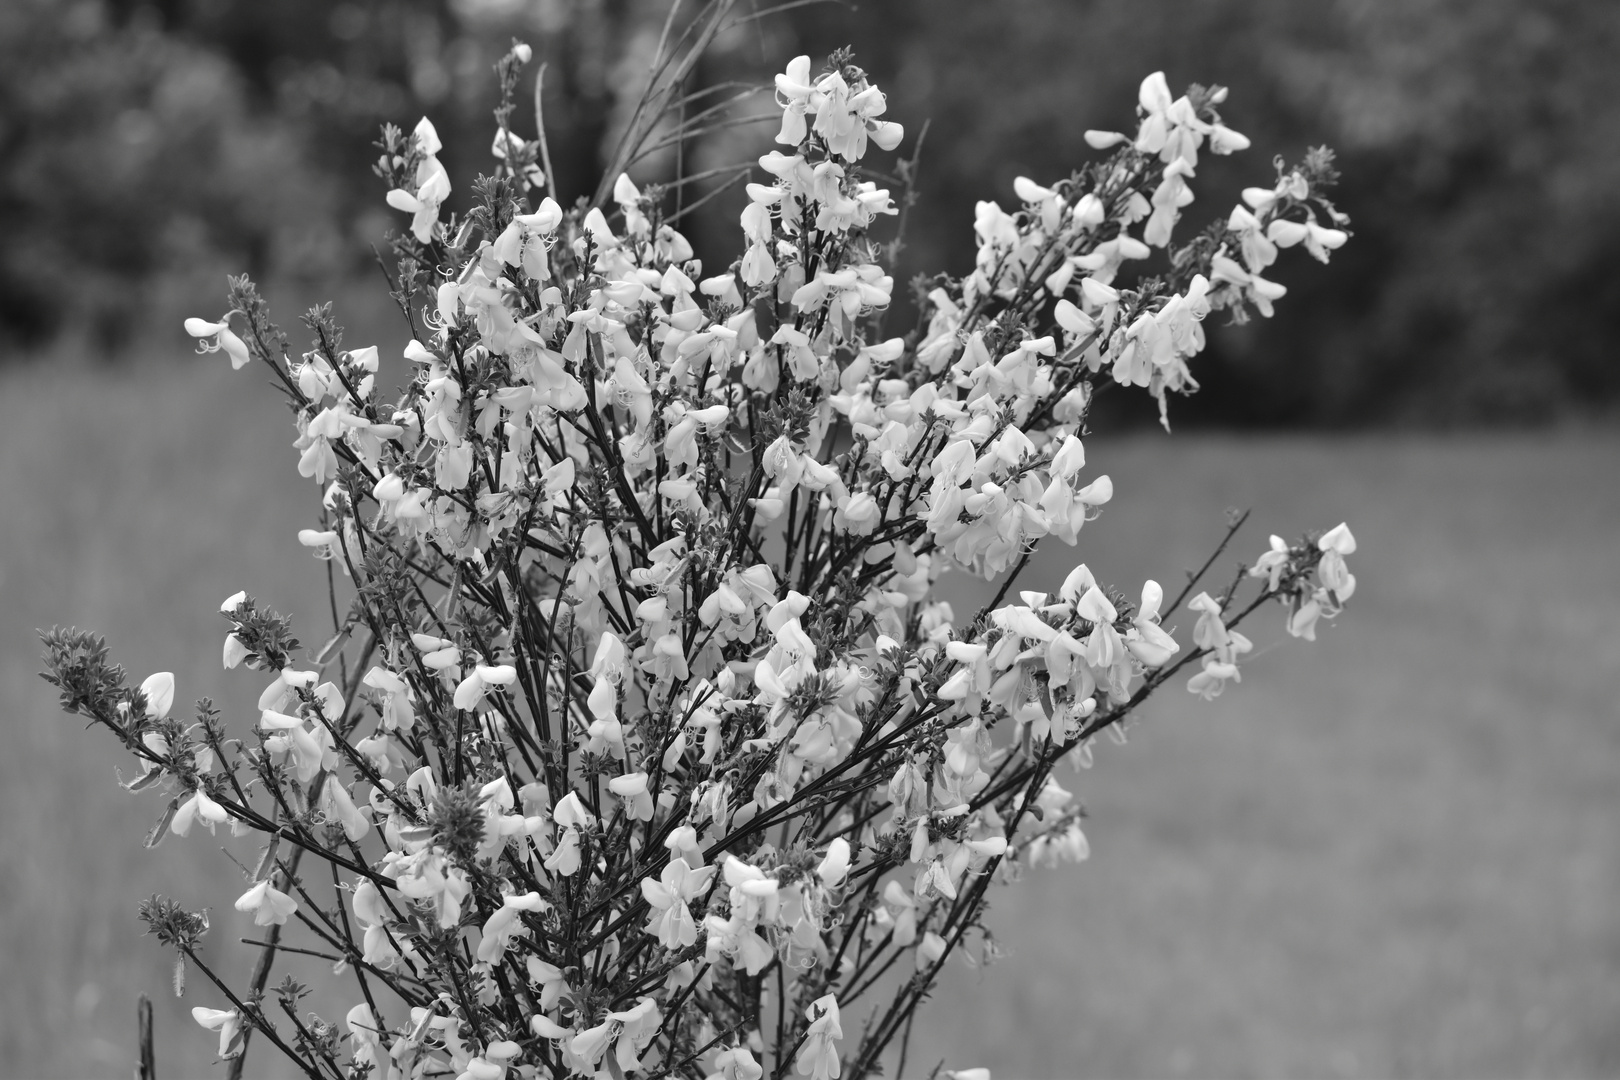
363,667 -> 416,732
319,775 -> 371,841
613,172 -> 651,237
915,929 -> 947,972
1187,656 -> 1240,699
411,633 -> 461,671
1211,252 -> 1287,317
1248,534 -> 1292,591
640,857 -> 713,949
395,850 -> 471,929
1126,580 -> 1180,668
1134,71 -> 1214,167
257,666 -> 316,712
1221,205 -> 1276,274
345,1004 -> 387,1073
385,118 -> 452,242
453,663 -> 518,711
817,837 -> 852,887
297,528 -> 341,561
191,1007 -> 245,1059
171,787 -> 229,837
234,880 -> 297,927
1027,821 -> 1090,867
775,55 -> 817,145
184,317 -> 250,369
795,994 -> 843,1080
138,671 -> 174,719
608,771 -> 655,822
881,879 -> 918,945
476,891 -> 548,964
715,1046 -> 765,1080
569,998 -> 661,1075
1317,522 -> 1358,600
1268,217 -> 1348,263
1288,594 -> 1324,641
1187,591 -> 1229,651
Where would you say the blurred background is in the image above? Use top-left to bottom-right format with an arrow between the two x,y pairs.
2,0 -> 1617,1076
7,0 -> 1620,422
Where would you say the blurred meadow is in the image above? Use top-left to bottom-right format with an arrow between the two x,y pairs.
5,0 -> 1620,1076
4,314 -> 1617,1075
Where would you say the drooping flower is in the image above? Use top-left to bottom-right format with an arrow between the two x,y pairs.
171,786 -> 229,837
191,1007 -> 245,1059
775,55 -> 817,146
795,994 -> 843,1080
1125,581 -> 1180,667
608,771 -> 656,822
1317,522 -> 1358,600
184,317 -> 251,369
453,663 -> 519,711
138,671 -> 174,719
817,837 -> 852,887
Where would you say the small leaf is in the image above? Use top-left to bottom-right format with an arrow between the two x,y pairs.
407,1005 -> 435,1047
122,766 -> 167,793
314,627 -> 351,666
1036,679 -> 1056,721
252,834 -> 281,883
145,798 -> 180,848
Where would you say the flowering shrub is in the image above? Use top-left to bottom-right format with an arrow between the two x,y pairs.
42,33 -> 1357,1080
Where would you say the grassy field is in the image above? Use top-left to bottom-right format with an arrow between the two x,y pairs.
2,349 -> 1616,1078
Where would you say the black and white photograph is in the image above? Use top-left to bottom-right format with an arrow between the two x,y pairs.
3,1 -> 1615,1076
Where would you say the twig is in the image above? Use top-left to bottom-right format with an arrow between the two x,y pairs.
533,63 -> 558,201
665,168 -> 753,224
895,1006 -> 918,1080
885,117 -> 931,270
136,994 -> 155,1080
1162,508 -> 1251,621
976,548 -> 1035,623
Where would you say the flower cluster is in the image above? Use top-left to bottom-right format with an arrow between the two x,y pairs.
50,41 -> 1355,1080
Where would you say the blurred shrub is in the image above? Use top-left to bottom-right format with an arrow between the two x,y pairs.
763,0 -> 1620,425
0,0 -> 343,347
0,0 -> 727,348
5,0 -> 1617,423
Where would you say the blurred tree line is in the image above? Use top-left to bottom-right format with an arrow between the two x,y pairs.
3,0 -> 1615,425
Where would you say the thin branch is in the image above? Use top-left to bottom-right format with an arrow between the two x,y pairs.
1162,508 -> 1251,621
533,63 -> 558,201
